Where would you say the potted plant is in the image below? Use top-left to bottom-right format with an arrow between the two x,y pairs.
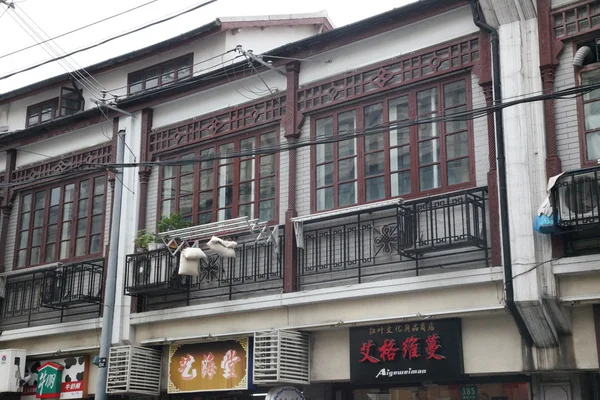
134,229 -> 157,252
156,213 -> 192,250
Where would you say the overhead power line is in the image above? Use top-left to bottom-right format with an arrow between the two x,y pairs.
0,0 -> 158,60
0,0 -> 218,82
2,80 -> 595,189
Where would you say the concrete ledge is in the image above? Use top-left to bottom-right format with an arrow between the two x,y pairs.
131,267 -> 503,325
553,254 -> 600,275
0,318 -> 102,342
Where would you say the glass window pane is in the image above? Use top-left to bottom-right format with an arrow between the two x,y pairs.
31,228 -> 42,246
586,131 -> 600,161
418,117 -> 439,139
240,160 -> 255,181
338,182 -> 357,207
259,200 -> 275,221
365,152 -> 385,176
34,210 -> 44,227
163,165 -> 175,179
316,187 -> 334,211
79,181 -> 90,198
61,222 -> 71,240
75,238 -> 86,257
50,188 -> 60,206
162,69 -> 175,84
419,139 -> 440,164
45,245 -> 55,262
199,192 -> 213,211
584,102 -> 600,130
200,148 -> 214,168
418,88 -> 438,114
31,247 -> 40,265
365,177 -> 385,202
218,186 -> 233,207
219,143 -> 234,164
446,131 -> 469,158
338,137 -> 356,158
22,194 -> 32,210
77,219 -> 87,237
316,164 -> 334,187
365,104 -> 384,151
339,158 -> 357,182
161,199 -> 174,217
198,212 -> 212,224
199,170 -> 213,191
239,182 -> 254,203
420,165 -> 441,191
391,146 -> 410,171
78,199 -> 89,217
218,164 -> 233,185
94,176 -> 106,195
17,250 -> 27,267
217,208 -> 232,221
239,204 -> 254,219
47,224 -> 57,242
444,80 -> 466,107
241,137 -> 255,154
316,117 -> 333,138
445,106 -> 468,133
20,212 -> 30,230
146,76 -> 159,89
89,235 -> 101,254
178,67 -> 191,79
317,143 -> 333,164
583,70 -> 600,101
338,111 -> 356,137
129,82 -> 142,94
41,110 -> 52,122
64,184 -> 75,202
260,177 -> 276,199
179,195 -> 193,216
19,231 -> 29,248
91,215 -> 103,234
93,196 -> 104,215
389,96 -> 409,145
60,241 -> 70,259
448,158 -> 470,185
28,115 -> 39,126
261,132 -> 277,146
391,171 -> 411,196
180,153 -> 195,174
260,155 -> 275,176
179,174 -> 194,196
35,192 -> 46,208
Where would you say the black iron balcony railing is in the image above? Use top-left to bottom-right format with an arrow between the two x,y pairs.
0,259 -> 104,331
125,227 -> 284,311
297,188 -> 489,290
552,166 -> 600,256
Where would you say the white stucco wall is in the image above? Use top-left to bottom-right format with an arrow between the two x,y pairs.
298,6 -> 478,86
224,25 -> 322,56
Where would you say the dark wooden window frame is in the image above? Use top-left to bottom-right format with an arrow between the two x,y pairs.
25,88 -> 83,127
310,74 -> 476,213
577,62 -> 600,167
14,173 -> 107,269
127,53 -> 194,95
158,126 -> 280,225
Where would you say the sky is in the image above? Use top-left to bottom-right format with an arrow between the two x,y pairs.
0,0 -> 415,94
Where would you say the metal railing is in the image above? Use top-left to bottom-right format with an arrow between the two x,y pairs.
0,259 -> 104,331
552,166 -> 600,256
297,188 -> 489,290
125,227 -> 285,311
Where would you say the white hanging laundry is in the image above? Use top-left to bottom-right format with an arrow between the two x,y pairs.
207,236 -> 238,258
178,248 -> 207,276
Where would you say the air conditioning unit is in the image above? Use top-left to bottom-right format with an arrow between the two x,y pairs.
0,349 -> 27,393
253,330 -> 310,385
106,346 -> 162,396
558,172 -> 600,226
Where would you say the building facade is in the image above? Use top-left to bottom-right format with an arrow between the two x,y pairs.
0,1 -> 599,400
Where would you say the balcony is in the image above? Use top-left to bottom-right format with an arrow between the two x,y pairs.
552,166 -> 600,256
0,259 -> 104,331
296,187 -> 490,290
125,227 -> 285,312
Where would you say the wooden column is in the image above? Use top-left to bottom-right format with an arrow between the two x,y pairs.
0,149 -> 17,273
283,61 -> 301,293
138,108 -> 153,232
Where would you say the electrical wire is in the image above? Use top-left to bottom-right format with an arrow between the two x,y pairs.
0,3 -> 10,20
0,0 -> 158,60
0,0 -> 218,82
3,81 -> 598,189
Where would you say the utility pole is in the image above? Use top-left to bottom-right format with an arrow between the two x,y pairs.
95,129 -> 125,400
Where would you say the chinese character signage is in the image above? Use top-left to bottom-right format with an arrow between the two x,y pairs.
22,356 -> 89,400
36,362 -> 63,399
350,318 -> 464,384
168,338 -> 249,393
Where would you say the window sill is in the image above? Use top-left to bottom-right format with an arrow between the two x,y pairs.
0,317 -> 102,342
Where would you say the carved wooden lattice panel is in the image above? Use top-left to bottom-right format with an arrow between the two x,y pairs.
148,95 -> 286,156
297,35 -> 480,111
553,0 -> 600,39
11,143 -> 112,187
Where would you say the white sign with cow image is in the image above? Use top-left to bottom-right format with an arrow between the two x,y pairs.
21,355 -> 89,400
